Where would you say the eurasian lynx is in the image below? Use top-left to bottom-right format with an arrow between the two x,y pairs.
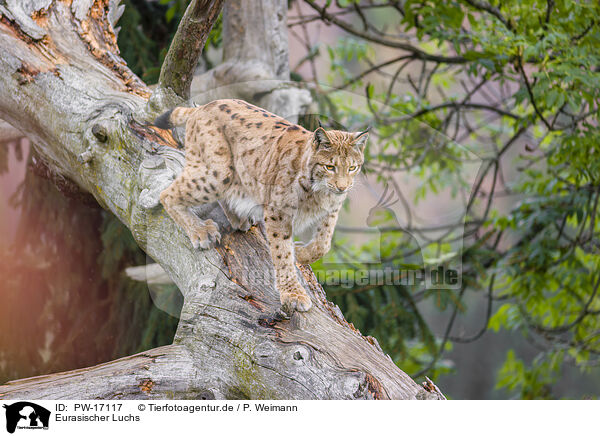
155,99 -> 368,312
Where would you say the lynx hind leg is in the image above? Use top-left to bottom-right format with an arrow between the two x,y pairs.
221,202 -> 252,232
160,168 -> 224,249
161,117 -> 235,248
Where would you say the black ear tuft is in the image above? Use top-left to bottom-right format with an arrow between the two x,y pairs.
353,127 -> 370,150
153,109 -> 174,130
313,127 -> 331,150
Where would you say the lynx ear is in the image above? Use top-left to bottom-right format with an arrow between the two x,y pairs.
313,127 -> 331,150
353,127 -> 370,151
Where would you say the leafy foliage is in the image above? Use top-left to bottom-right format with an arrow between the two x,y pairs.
118,0 -> 222,83
293,0 -> 600,397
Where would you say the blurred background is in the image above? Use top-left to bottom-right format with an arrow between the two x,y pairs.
1,0 -> 599,399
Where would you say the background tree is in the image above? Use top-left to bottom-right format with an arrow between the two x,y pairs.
286,0 -> 600,399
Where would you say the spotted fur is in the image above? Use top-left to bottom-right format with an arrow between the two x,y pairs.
157,99 -> 368,312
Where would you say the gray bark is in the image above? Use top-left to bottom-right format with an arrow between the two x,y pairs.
0,0 -> 442,400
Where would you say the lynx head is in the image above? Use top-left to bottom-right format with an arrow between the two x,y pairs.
309,127 -> 369,195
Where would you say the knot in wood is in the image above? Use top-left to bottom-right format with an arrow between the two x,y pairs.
196,389 -> 215,400
77,149 -> 94,164
292,347 -> 308,363
92,123 -> 108,142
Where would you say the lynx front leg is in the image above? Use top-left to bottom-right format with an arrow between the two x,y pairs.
295,211 -> 338,264
264,207 -> 312,312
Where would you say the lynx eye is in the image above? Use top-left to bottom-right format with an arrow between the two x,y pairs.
325,165 -> 335,171
349,166 -> 357,172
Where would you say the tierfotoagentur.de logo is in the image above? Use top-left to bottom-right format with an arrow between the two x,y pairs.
2,402 -> 50,434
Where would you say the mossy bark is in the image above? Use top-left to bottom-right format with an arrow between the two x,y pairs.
156,0 -> 224,102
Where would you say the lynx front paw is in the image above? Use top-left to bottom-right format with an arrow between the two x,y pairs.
295,243 -> 324,265
280,288 -> 312,312
189,219 -> 221,249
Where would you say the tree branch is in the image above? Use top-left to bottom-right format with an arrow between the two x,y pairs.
463,0 -> 512,31
156,0 -> 225,102
381,101 -> 522,124
302,0 -> 469,64
190,0 -> 311,122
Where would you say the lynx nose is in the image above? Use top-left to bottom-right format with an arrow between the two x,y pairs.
334,183 -> 348,193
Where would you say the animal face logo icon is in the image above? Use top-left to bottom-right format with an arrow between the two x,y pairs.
3,402 -> 50,434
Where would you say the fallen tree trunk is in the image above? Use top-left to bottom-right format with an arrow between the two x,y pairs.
0,0 -> 442,400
